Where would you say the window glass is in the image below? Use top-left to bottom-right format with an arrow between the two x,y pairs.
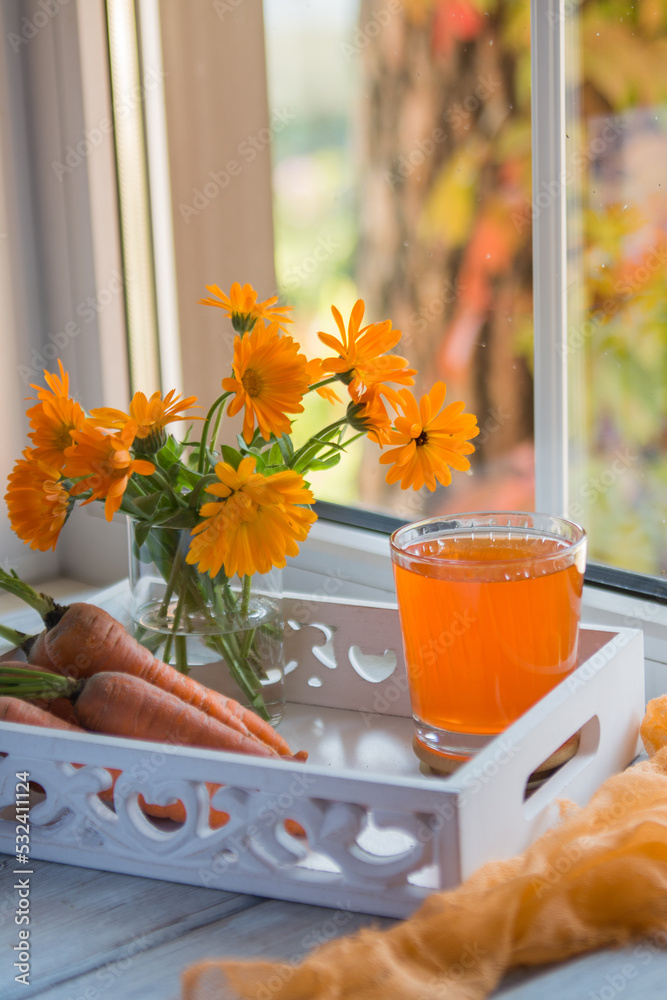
263,0 -> 534,522
566,1 -> 667,576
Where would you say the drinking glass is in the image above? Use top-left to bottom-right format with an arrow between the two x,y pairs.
390,512 -> 587,766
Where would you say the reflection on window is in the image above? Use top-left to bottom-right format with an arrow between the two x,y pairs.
263,0 -> 534,521
567,2 -> 667,576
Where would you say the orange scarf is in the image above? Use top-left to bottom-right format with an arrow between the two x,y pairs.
182,697 -> 667,1000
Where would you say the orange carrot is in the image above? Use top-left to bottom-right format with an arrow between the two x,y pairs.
22,629 -> 57,671
72,671 -> 281,758
0,683 -> 230,826
95,768 -> 230,829
0,695 -> 83,731
0,679 -> 302,836
41,602 -> 295,756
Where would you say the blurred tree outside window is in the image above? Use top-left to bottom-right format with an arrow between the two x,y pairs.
264,0 -> 534,523
264,0 -> 667,578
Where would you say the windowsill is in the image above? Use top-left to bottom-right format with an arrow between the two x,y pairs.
4,521 -> 666,696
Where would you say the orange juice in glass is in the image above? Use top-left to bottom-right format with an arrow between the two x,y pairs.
390,512 -> 587,764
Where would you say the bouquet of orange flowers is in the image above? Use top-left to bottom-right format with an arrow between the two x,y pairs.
5,282 -> 478,719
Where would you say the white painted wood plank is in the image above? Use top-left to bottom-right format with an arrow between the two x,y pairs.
14,867 -> 667,1000
24,896 -> 393,1000
492,943 -> 667,998
0,854 -> 261,1000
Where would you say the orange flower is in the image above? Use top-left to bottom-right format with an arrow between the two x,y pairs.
346,386 -> 394,446
318,299 -> 416,402
304,358 -> 342,404
186,456 -> 317,579
63,423 -> 155,520
5,451 -> 72,552
378,382 -> 478,491
27,360 -> 86,468
89,390 -> 200,452
222,321 -> 310,443
200,282 -> 293,334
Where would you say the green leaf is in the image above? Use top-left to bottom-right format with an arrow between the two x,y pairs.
293,429 -> 346,473
133,521 -> 152,550
157,510 -> 200,530
277,433 -> 294,463
167,463 -> 184,485
307,453 -> 342,472
236,433 -> 255,455
268,442 -> 284,467
150,505 -> 189,525
131,493 -> 162,518
220,446 -> 242,469
156,438 -> 182,469
175,465 -> 202,489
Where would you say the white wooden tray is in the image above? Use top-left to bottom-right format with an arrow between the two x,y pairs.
0,593 -> 645,918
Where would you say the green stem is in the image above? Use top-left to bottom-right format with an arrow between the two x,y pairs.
240,575 -> 252,618
0,666 -> 79,700
187,474 -> 219,509
198,391 -> 231,472
237,577 -> 257,660
209,404 -> 225,453
239,626 -> 256,661
0,624 -> 31,648
151,535 -> 188,667
307,375 -> 339,393
164,580 -> 191,674
0,569 -> 58,622
174,635 -> 190,675
159,542 -> 187,618
289,418 -> 348,468
162,633 -> 174,666
206,632 -> 268,720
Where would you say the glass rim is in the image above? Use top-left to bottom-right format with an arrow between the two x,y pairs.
389,510 -> 587,570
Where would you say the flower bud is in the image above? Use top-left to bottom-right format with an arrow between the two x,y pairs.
133,427 -> 167,455
345,401 -> 372,434
231,312 -> 258,334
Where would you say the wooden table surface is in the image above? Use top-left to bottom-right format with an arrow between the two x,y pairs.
2,851 -> 667,999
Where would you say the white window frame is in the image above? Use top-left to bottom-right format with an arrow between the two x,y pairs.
2,0 -> 667,680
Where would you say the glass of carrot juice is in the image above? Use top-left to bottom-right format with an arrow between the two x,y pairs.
390,512 -> 587,766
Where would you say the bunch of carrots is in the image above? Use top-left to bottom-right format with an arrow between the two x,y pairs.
0,569 -> 306,829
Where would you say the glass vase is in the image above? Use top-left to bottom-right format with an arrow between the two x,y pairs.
127,520 -> 284,724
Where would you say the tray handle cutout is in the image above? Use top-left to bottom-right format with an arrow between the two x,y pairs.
523,716 -> 600,821
454,628 -> 644,882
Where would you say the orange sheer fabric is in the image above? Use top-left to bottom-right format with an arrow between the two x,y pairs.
181,699 -> 667,1000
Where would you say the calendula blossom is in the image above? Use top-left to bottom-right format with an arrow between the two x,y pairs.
200,281 -> 293,333
27,360 -> 86,467
304,358 -> 342,404
318,299 -> 416,402
186,456 -> 317,579
89,390 -> 200,453
5,450 -> 72,552
379,382 -> 479,491
223,321 -> 310,443
6,285 -> 478,712
63,422 -> 156,520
